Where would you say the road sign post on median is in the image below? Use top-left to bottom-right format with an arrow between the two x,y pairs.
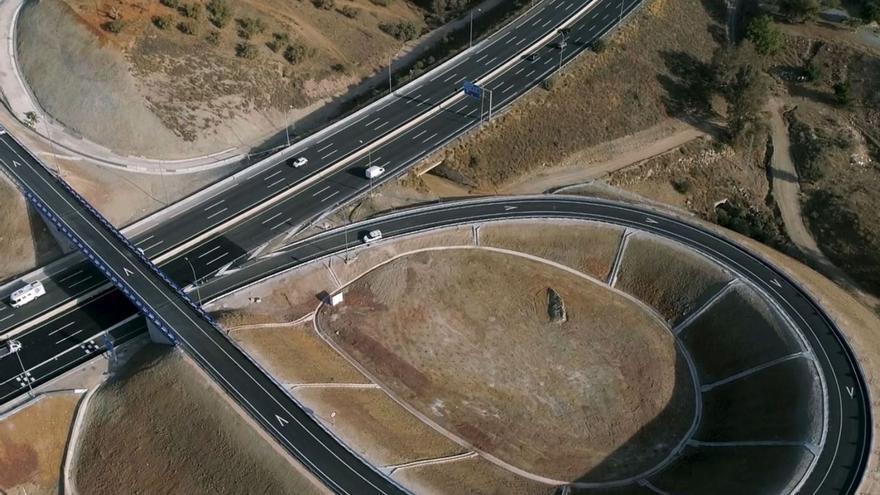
463,81 -> 493,124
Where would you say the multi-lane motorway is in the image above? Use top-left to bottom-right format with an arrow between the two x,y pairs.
0,0 -> 642,403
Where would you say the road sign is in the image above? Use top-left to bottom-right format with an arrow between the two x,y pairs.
463,81 -> 482,100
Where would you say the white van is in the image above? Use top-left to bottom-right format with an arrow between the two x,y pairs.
10,281 -> 46,308
364,166 -> 385,179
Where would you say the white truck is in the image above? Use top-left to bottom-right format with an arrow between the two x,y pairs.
364,165 -> 385,179
10,281 -> 46,308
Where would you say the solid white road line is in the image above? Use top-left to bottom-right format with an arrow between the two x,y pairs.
263,169 -> 284,181
66,276 -> 93,289
266,177 -> 286,189
203,199 -> 225,210
48,320 -> 76,336
312,185 -> 331,197
196,245 -> 223,259
56,270 -> 84,284
206,207 -> 229,220
134,235 -> 155,246
261,211 -> 285,225
140,239 -> 164,252
206,252 -> 229,266
320,191 -> 340,203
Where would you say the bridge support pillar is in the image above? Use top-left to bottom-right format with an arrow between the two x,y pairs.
38,209 -> 77,254
146,319 -> 174,346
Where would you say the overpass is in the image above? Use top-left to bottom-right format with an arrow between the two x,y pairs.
0,131 -> 403,494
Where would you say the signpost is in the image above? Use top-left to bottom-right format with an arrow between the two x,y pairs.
463,81 -> 492,123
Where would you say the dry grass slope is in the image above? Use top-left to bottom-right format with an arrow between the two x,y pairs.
0,394 -> 81,495
74,346 -> 326,495
0,176 -> 61,282
318,248 -> 694,482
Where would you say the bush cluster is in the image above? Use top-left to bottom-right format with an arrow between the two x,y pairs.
379,21 -> 419,41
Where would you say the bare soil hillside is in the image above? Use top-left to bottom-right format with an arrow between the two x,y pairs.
0,176 -> 62,282
17,0 -> 427,158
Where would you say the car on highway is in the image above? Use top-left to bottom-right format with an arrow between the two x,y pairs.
365,165 -> 385,179
524,52 -> 540,61
288,157 -> 308,168
554,40 -> 567,50
362,229 -> 383,244
10,281 -> 45,308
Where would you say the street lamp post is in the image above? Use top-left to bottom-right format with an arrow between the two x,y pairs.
469,9 -> 482,48
184,257 -> 202,305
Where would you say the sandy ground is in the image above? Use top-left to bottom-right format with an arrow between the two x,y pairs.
0,393 -> 81,495
295,387 -> 467,466
317,248 -> 693,482
479,220 -> 624,281
227,320 -> 371,385
0,174 -> 62,282
74,345 -> 327,495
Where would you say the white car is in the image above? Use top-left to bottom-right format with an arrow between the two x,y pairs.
289,156 -> 308,168
362,229 -> 383,244
364,165 -> 385,179
10,281 -> 46,308
0,124 -> 6,135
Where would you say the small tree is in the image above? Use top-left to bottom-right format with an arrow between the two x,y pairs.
160,0 -> 181,8
806,60 -> 823,82
313,0 -> 336,9
591,39 -> 606,53
379,21 -> 419,41
746,15 -> 783,56
833,80 -> 851,106
284,43 -> 310,64
206,30 -> 221,45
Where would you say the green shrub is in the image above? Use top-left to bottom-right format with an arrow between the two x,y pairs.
313,0 -> 336,9
206,0 -> 232,28
177,20 -> 196,35
592,39 -> 606,53
715,200 -> 783,245
102,19 -> 126,33
370,0 -> 391,5
806,60 -> 823,82
237,17 -> 267,39
338,5 -> 360,18
180,3 -> 202,19
236,42 -> 259,59
746,15 -> 783,55
267,32 -> 290,52
284,43 -> 312,64
160,0 -> 181,8
833,80 -> 851,106
671,177 -> 692,194
379,21 -> 419,41
206,30 -> 221,45
152,15 -> 172,29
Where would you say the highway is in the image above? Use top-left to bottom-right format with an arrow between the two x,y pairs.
0,126 -> 406,494
0,0 -> 642,400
